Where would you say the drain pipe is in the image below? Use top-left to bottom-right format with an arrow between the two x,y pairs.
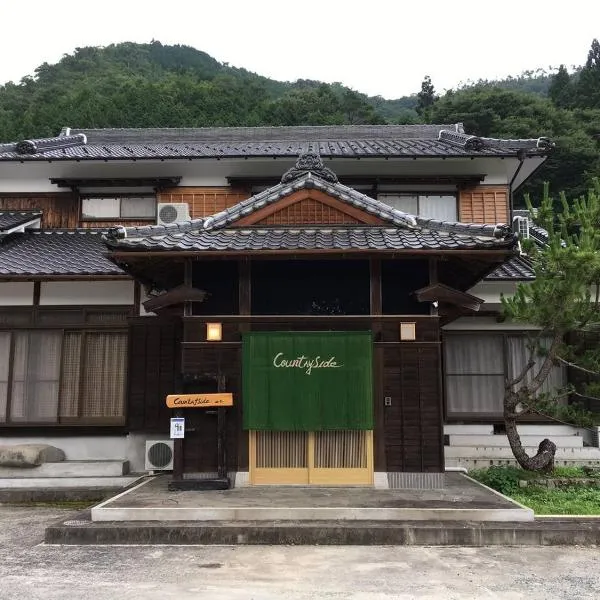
509,150 -> 527,223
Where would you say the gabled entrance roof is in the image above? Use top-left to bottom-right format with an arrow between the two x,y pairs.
104,154 -> 517,255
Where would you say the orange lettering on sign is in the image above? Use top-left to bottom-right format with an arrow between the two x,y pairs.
165,393 -> 233,408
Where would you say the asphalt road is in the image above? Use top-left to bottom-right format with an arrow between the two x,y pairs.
0,505 -> 599,600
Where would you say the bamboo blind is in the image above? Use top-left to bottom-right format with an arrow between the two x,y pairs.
314,431 -> 367,469
255,431 -> 308,468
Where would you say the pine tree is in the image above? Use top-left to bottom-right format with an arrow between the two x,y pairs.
501,179 -> 600,470
416,75 -> 436,115
548,64 -> 573,108
576,39 -> 600,108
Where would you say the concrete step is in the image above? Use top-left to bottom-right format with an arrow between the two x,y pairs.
45,514 -> 600,546
446,457 -> 600,469
0,460 -> 129,479
514,425 -> 585,436
445,446 -> 600,459
444,424 -> 494,435
0,475 -> 141,489
449,435 -> 584,448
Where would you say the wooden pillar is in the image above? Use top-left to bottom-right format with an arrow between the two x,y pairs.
370,259 -> 386,472
428,258 -> 439,317
183,258 -> 193,317
237,258 -> 251,471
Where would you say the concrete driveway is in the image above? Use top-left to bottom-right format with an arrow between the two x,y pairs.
0,505 -> 599,600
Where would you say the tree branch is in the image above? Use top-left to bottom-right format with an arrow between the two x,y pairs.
555,355 -> 600,376
528,331 -> 564,395
506,332 -> 542,388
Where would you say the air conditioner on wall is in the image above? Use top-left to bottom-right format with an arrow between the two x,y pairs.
512,215 -> 530,239
156,203 -> 190,226
145,440 -> 174,471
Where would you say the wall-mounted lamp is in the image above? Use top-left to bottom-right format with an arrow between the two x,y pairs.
206,322 -> 223,342
399,322 -> 416,341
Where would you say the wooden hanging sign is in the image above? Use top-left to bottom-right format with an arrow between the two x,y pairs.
166,393 -> 233,408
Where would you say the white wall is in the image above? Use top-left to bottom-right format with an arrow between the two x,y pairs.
0,432 -> 171,473
0,156 -> 523,193
40,280 -> 134,305
467,281 -> 519,307
0,282 -> 34,305
443,316 -> 542,331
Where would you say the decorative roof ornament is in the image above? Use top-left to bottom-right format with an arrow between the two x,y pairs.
281,153 -> 339,184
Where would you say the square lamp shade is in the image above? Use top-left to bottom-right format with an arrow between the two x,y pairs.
400,322 -> 416,341
206,322 -> 223,341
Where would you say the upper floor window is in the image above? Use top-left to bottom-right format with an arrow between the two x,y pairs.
377,194 -> 457,222
81,195 -> 156,220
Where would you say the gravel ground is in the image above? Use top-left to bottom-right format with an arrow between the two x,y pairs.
0,505 -> 599,600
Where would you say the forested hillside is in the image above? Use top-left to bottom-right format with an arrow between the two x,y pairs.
0,40 -> 598,199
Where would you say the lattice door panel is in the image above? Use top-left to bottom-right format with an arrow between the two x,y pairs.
249,430 -> 373,485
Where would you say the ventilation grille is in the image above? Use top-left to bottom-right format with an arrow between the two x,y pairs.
513,216 -> 530,239
145,440 -> 174,471
157,203 -> 190,226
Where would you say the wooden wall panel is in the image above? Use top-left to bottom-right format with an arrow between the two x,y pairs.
80,220 -> 154,229
158,187 -> 249,219
383,343 -> 443,473
127,317 -> 182,432
459,186 -> 509,224
257,198 -> 362,226
0,193 -> 78,229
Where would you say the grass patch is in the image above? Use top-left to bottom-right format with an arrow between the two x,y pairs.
469,466 -> 600,515
511,487 -> 600,515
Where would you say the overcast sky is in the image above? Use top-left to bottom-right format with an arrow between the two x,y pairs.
1,0 -> 598,98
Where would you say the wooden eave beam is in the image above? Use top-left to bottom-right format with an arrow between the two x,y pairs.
415,282 -> 484,311
227,175 -> 486,188
108,249 -> 515,259
142,284 -> 207,312
0,274 -> 132,282
49,176 -> 182,189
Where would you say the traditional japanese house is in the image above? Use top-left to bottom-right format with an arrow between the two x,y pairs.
0,124 -> 580,486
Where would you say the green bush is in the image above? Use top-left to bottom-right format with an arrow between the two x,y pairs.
469,466 -> 527,494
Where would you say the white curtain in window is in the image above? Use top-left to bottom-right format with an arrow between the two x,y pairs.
445,335 -> 504,415
507,336 -> 566,400
419,195 -> 458,221
120,197 -> 156,218
0,332 -> 10,422
10,331 -> 61,422
81,197 -> 120,219
377,194 -> 418,215
82,332 -> 127,419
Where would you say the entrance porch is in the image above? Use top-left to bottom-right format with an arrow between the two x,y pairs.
89,472 -> 532,522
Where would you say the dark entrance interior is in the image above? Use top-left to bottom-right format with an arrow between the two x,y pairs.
181,375 -> 220,473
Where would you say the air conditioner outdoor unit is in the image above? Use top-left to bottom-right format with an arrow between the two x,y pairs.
513,215 -> 530,239
145,440 -> 174,471
157,203 -> 190,226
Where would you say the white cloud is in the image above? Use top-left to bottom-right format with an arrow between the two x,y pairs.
1,0 -> 598,98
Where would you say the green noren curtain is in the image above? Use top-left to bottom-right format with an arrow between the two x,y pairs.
242,332 -> 373,431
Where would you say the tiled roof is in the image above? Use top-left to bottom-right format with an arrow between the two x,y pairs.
105,158 -> 515,254
0,211 -> 42,232
485,256 -> 535,281
0,230 -> 125,277
104,227 -> 517,253
0,124 -> 553,161
105,154 -> 517,252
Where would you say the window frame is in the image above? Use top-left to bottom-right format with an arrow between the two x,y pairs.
377,192 -> 458,221
80,193 -> 157,222
0,307 -> 131,427
442,331 -> 566,421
